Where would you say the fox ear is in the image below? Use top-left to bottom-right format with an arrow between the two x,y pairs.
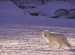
45,30 -> 49,31
47,31 -> 50,33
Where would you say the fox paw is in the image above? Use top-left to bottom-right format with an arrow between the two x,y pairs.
49,46 -> 53,48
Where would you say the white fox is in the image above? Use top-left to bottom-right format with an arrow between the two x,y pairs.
42,30 -> 72,49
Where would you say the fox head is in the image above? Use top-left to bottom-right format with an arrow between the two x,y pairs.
42,30 -> 50,37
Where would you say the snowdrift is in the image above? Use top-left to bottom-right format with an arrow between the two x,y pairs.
0,16 -> 75,28
0,1 -> 75,28
26,1 -> 75,17
34,1 -> 75,11
0,1 -> 19,9
0,1 -> 30,16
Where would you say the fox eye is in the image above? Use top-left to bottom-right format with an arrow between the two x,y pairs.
44,34 -> 46,37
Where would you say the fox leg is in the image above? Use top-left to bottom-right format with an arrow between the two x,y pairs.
58,39 -> 64,49
61,38 -> 64,49
59,44 -> 64,49
61,44 -> 64,49
58,38 -> 64,49
49,41 -> 53,48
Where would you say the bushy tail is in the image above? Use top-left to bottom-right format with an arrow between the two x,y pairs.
62,37 -> 72,49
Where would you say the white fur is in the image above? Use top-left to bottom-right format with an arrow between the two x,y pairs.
42,30 -> 72,49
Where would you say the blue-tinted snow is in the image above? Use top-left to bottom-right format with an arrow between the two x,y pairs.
0,1 -> 75,55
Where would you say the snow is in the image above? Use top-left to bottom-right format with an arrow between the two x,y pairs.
0,1 -> 30,16
0,24 -> 75,55
25,1 -> 75,18
66,0 -> 75,5
0,1 -> 75,55
68,9 -> 75,18
21,0 -> 42,6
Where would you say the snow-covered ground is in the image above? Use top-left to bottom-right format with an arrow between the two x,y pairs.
0,24 -> 75,55
0,1 -> 75,55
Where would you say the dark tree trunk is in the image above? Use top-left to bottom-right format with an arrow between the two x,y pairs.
19,0 -> 25,6
26,0 -> 28,4
42,0 -> 44,5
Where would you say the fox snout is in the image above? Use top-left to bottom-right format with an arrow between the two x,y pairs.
45,35 -> 46,37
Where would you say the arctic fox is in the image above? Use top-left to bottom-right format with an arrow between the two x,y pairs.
51,9 -> 68,18
42,30 -> 72,49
